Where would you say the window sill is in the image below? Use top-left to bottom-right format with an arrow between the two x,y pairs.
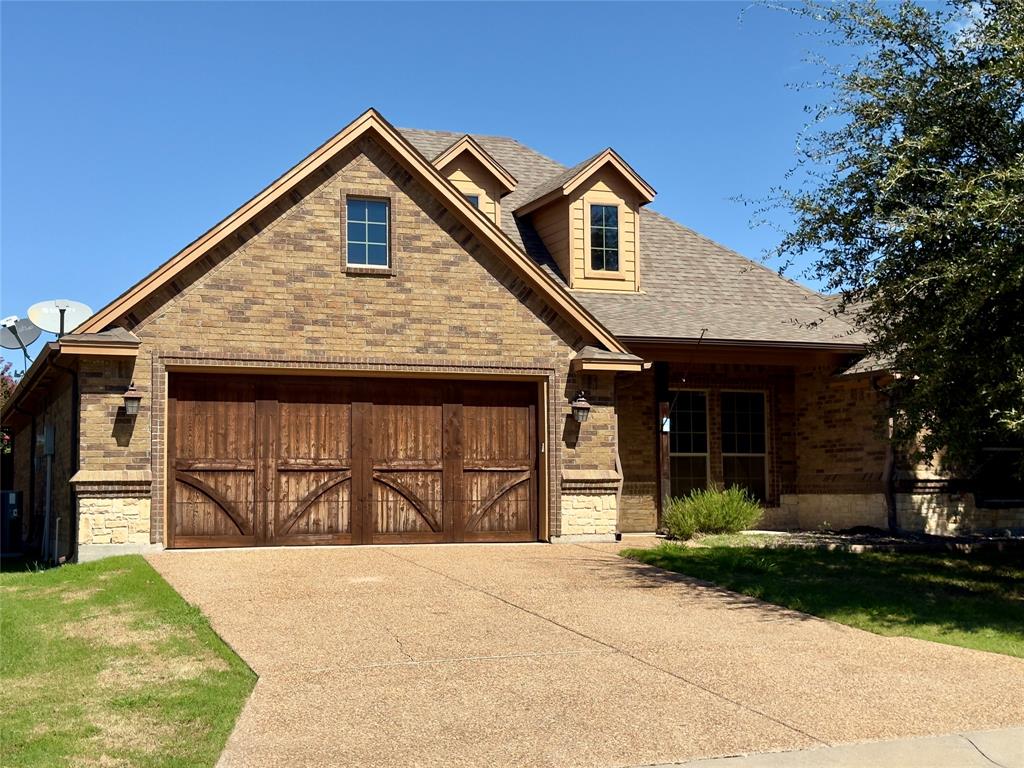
345,266 -> 395,277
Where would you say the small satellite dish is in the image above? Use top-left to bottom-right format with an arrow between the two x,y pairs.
0,316 -> 42,365
28,299 -> 93,337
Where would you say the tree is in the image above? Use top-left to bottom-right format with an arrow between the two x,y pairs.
1,358 -> 16,455
767,0 -> 1024,476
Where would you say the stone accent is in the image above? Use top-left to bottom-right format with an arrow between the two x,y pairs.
779,493 -> 889,531
77,496 -> 152,546
558,469 -> 619,537
897,494 -> 1024,535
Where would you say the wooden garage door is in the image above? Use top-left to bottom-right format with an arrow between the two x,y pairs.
167,375 -> 538,547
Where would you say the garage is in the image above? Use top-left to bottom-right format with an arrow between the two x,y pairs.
167,374 -> 539,548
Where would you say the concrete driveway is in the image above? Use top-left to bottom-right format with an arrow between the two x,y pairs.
148,542 -> 1024,768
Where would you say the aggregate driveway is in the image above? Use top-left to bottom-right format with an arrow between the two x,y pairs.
148,542 -> 1024,768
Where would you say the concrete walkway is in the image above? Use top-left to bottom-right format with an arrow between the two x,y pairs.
148,542 -> 1024,767
662,727 -> 1024,767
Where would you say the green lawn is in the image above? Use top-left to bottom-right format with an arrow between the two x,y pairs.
622,539 -> 1024,658
1,555 -> 256,767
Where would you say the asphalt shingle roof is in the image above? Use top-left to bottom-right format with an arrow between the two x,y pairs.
399,127 -> 867,348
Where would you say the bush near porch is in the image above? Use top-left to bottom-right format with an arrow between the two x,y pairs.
661,486 -> 763,541
622,538 -> 1024,658
0,555 -> 255,767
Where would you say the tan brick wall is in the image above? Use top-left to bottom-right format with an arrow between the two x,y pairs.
78,136 -> 621,542
794,367 -> 889,494
617,369 -> 658,532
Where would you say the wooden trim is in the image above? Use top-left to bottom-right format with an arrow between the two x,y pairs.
464,471 -> 531,533
175,459 -> 255,471
280,472 -> 352,534
255,397 -> 278,544
372,472 -> 441,533
432,135 -> 518,193
572,360 -> 646,373
74,109 -> 627,354
351,402 -> 373,545
174,471 -> 254,536
56,342 -> 139,357
442,402 -> 464,542
515,148 -> 656,217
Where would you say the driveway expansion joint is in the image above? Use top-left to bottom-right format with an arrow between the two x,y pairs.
385,547 -> 830,748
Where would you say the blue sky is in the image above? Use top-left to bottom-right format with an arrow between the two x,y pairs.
2,1 -> 831,360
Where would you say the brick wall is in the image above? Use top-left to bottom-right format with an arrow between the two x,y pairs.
77,136 -> 621,543
794,367 -> 889,495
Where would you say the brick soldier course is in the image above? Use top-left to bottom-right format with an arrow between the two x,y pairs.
3,108 -> 1020,562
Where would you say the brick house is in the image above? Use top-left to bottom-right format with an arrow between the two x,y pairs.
3,109 -> 1019,562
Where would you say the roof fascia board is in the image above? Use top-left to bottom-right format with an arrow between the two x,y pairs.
620,335 -> 867,352
515,149 -> 656,217
433,135 -> 518,194
562,149 -> 656,201
75,109 -> 629,354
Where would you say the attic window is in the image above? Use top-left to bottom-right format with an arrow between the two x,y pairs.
464,194 -> 480,208
590,204 -> 619,271
347,198 -> 390,268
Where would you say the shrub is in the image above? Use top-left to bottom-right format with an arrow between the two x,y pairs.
662,486 -> 762,541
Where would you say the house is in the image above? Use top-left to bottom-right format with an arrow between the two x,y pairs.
3,109 -> 1020,562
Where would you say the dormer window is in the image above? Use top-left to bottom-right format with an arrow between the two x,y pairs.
590,204 -> 619,271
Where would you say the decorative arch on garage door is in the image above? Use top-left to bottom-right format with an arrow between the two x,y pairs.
166,374 -> 538,547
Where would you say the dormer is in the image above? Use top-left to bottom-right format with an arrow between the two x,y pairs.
515,149 -> 655,292
433,135 -> 517,226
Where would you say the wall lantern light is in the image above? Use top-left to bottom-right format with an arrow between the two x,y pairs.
122,382 -> 142,416
570,391 -> 592,424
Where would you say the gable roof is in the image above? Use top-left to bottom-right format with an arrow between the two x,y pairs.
432,134 -> 518,194
74,109 -> 627,354
515,148 -> 656,217
401,129 -> 867,349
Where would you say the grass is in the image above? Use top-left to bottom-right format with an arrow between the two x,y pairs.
0,555 -> 256,767
621,539 -> 1024,658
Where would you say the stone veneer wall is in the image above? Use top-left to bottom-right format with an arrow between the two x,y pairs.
72,470 -> 156,561
557,469 -> 620,538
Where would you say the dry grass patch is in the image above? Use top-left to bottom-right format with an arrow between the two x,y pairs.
1,555 -> 255,767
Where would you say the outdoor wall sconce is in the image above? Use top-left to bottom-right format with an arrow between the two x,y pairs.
122,382 -> 142,416
570,390 -> 592,424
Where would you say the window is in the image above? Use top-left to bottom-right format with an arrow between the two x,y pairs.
464,194 -> 480,208
346,198 -> 389,268
668,391 -> 708,498
721,391 -> 767,501
589,204 -> 619,271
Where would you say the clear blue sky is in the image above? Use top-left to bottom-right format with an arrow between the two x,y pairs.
2,1 -> 831,357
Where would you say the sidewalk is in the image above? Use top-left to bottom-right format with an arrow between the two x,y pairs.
656,727 -> 1023,768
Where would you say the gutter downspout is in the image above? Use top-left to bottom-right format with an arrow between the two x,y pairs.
613,380 -> 624,542
52,360 -> 80,564
872,375 -> 898,532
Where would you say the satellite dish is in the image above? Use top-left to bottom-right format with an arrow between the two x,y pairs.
28,299 -> 93,337
1,316 -> 42,365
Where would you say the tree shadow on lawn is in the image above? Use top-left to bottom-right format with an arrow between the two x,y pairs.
618,543 -> 1024,653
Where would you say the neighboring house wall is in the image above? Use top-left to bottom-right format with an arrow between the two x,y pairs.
9,376 -> 75,561
73,136 -> 623,551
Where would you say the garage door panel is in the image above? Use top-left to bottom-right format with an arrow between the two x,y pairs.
168,374 -> 538,547
276,470 -> 352,538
